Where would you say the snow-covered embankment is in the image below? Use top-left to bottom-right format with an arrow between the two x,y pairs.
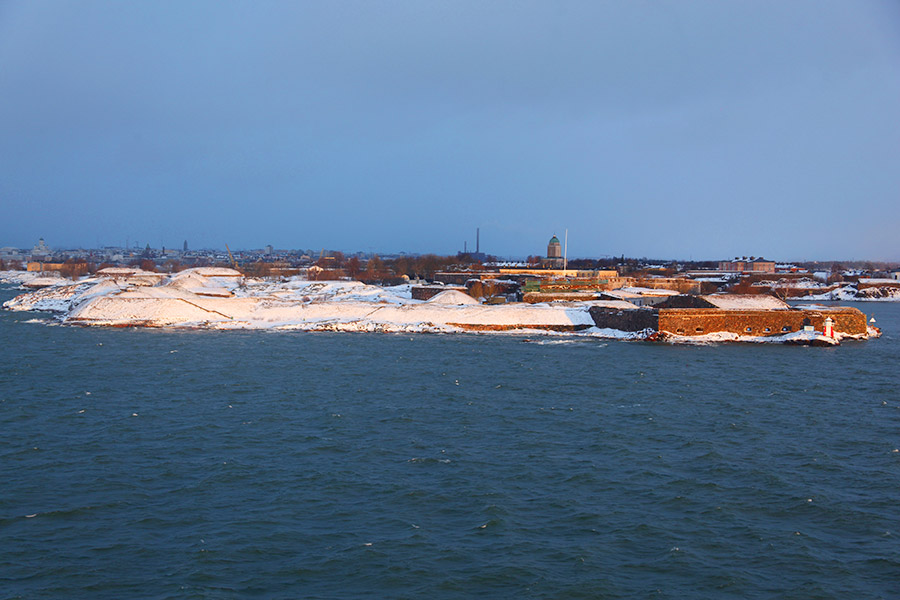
3,268 -> 597,333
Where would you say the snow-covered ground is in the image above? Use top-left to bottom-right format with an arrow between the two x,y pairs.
1,269 -> 883,344
0,270 -> 57,286
3,269 -> 594,333
791,284 -> 900,302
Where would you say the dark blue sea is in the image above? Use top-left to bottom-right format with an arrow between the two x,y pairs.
2,284 -> 898,599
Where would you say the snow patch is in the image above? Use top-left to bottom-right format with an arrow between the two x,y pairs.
700,294 -> 791,310
427,290 -> 479,305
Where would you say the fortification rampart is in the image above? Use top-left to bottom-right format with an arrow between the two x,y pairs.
657,307 -> 867,336
523,291 -> 603,303
589,307 -> 659,331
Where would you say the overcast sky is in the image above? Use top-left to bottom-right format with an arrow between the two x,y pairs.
1,1 -> 898,260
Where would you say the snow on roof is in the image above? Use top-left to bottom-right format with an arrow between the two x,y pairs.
618,286 -> 680,296
699,294 -> 791,310
483,261 -> 527,267
585,300 -> 641,309
603,290 -> 641,299
791,304 -> 861,313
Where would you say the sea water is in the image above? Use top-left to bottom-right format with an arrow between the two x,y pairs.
1,284 -> 898,599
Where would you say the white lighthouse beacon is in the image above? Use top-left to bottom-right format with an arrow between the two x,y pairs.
823,316 -> 834,338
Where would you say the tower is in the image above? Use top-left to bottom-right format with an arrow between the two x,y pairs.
547,235 -> 562,259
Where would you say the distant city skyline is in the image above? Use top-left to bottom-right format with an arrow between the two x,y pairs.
1,1 -> 898,261
4,233 -> 897,266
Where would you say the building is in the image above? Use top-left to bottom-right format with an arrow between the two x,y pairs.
26,261 -> 66,272
589,294 -> 869,339
718,256 -> 775,273
0,247 -> 24,262
31,238 -> 51,259
542,235 -> 564,269
547,235 -> 561,259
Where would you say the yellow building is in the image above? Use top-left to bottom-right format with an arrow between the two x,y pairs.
27,262 -> 66,272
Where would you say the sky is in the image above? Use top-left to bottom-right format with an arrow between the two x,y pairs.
0,1 -> 898,261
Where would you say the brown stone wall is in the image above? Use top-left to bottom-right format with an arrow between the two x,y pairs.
658,307 -> 867,336
656,295 -> 717,309
466,279 -> 519,298
748,261 -> 776,272
803,307 -> 868,335
589,307 -> 659,331
411,286 -> 468,301
632,278 -> 701,294
433,272 -> 481,285
857,280 -> 900,290
523,292 -> 603,303
605,277 -> 700,294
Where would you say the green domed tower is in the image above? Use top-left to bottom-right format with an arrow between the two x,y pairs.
547,235 -> 562,259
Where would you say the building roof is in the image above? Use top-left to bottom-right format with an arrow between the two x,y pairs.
699,294 -> 791,310
618,286 -> 680,296
549,236 -> 560,244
